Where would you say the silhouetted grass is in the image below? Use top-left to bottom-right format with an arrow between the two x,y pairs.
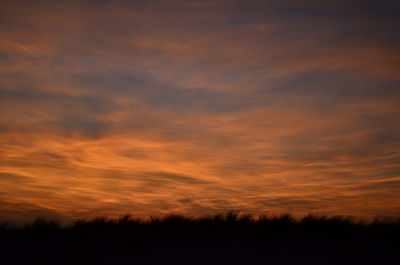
0,213 -> 399,265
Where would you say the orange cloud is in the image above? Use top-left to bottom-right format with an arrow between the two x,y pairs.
1,0 -> 399,222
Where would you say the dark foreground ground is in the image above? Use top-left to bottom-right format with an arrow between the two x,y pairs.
1,213 -> 399,265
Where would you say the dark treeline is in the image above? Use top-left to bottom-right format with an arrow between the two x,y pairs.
1,213 -> 399,265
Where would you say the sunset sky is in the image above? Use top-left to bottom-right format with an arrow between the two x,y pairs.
1,0 -> 399,222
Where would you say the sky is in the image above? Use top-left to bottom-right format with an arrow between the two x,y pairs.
0,0 -> 399,222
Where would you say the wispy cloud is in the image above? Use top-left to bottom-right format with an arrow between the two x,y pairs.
0,0 -> 399,220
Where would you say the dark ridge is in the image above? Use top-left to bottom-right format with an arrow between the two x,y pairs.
0,213 -> 399,265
